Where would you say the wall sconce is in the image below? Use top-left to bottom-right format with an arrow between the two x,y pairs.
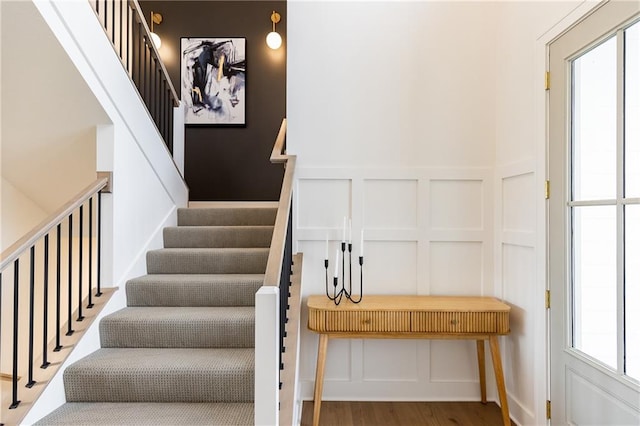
150,11 -> 162,49
266,11 -> 282,50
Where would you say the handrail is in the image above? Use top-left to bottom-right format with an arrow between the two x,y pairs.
270,118 -> 288,164
263,160 -> 295,287
264,118 -> 294,287
0,177 -> 108,271
0,174 -> 109,418
256,118 -> 295,425
128,0 -> 179,105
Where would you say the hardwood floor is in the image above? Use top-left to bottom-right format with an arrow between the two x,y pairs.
300,401 -> 515,425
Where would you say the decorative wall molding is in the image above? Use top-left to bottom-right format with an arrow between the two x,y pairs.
296,166 -> 495,400
494,158 -> 537,424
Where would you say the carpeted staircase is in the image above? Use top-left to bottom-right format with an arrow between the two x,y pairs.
37,206 -> 276,425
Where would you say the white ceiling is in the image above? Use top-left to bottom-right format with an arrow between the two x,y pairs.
1,0 -> 110,213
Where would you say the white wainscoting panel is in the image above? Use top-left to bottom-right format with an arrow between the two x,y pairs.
495,160 -> 538,425
296,167 -> 493,400
566,368 -> 640,425
502,172 -> 535,233
429,241 -> 483,295
430,340 -> 480,382
362,340 -> 419,381
297,179 -> 351,229
365,241 -> 418,294
430,179 -> 483,230
502,243 -> 535,417
364,179 -> 418,229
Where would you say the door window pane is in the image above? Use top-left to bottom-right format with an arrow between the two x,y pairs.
626,22 -> 640,197
572,37 -> 617,201
572,205 -> 617,369
626,205 -> 640,380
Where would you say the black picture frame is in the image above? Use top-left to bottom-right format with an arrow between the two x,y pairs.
181,37 -> 246,125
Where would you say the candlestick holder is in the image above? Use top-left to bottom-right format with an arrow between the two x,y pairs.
324,242 -> 364,305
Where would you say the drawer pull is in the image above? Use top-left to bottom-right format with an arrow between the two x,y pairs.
450,319 -> 458,325
363,319 -> 371,324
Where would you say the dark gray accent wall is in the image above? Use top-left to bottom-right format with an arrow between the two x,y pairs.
140,1 -> 286,201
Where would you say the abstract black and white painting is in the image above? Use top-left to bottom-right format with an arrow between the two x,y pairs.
181,38 -> 246,125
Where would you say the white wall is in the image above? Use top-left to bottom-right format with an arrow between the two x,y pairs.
0,177 -> 47,251
1,0 -> 108,258
289,1 -> 597,425
0,1 -> 108,217
289,1 -> 497,169
2,1 -> 189,422
288,0 -> 499,408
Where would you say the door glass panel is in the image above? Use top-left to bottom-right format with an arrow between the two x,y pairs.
572,205 -> 617,369
626,22 -> 640,197
626,205 -> 640,380
572,37 -> 617,201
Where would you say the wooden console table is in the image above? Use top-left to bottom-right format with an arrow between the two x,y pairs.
307,295 -> 511,426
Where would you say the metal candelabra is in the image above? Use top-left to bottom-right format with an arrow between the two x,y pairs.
324,241 -> 364,305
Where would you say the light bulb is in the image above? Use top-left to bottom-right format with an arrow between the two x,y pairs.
150,32 -> 162,49
266,31 -> 282,50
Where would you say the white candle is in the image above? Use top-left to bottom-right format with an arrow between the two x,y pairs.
348,219 -> 352,244
334,248 -> 339,277
342,217 -> 346,242
325,235 -> 329,260
360,229 -> 364,257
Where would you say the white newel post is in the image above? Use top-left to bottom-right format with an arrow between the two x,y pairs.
255,286 -> 280,426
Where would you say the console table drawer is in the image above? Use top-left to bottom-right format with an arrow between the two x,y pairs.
411,311 -> 509,334
308,309 -> 410,332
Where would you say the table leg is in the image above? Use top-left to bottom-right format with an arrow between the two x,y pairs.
313,334 -> 329,426
476,339 -> 487,404
489,335 -> 510,426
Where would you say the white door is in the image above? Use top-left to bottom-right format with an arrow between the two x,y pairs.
549,1 -> 640,424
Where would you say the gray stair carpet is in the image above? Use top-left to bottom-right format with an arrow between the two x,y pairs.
36,206 -> 276,425
147,248 -> 269,274
163,225 -> 273,248
34,403 -> 253,425
125,274 -> 263,307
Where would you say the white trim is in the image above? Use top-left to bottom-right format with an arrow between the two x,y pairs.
535,2 -> 607,424
255,286 -> 280,426
616,25 -> 626,378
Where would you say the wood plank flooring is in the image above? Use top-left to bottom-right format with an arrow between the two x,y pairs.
301,401 -> 515,425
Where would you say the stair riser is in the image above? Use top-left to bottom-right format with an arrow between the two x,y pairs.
163,227 -> 273,248
147,249 -> 269,274
64,371 -> 254,402
100,319 -> 255,348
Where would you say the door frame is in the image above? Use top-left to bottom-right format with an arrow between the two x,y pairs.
544,1 -> 640,423
532,1 -> 610,424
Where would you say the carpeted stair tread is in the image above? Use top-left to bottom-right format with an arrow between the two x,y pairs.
163,225 -> 274,248
45,206 -> 269,423
178,207 -> 277,226
147,248 -> 269,274
34,402 -> 253,425
126,274 -> 263,307
63,348 -> 254,403
100,307 -> 254,348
